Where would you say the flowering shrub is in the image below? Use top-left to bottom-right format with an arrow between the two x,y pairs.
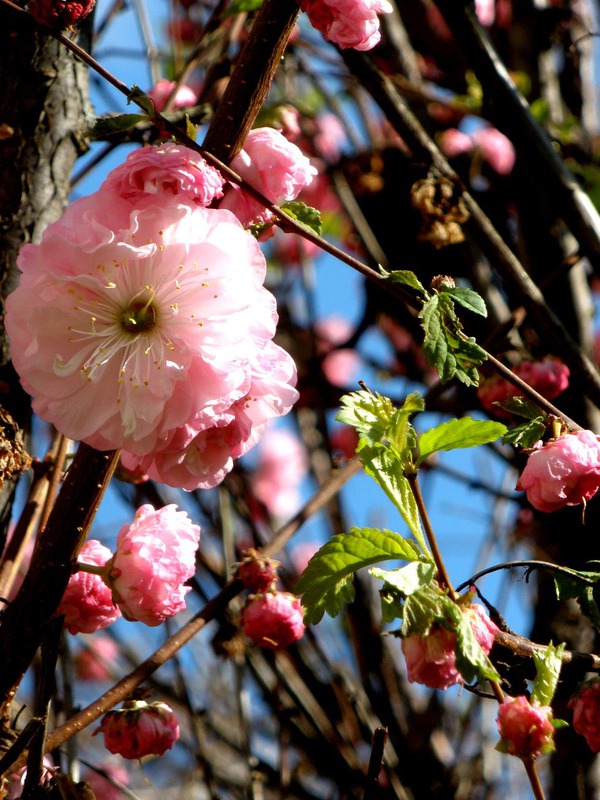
57,540 -> 120,635
241,591 -> 306,649
516,430 -> 600,513
497,696 -> 555,759
401,604 -> 498,689
98,700 -> 180,759
300,0 -> 393,51
107,504 -> 200,626
569,681 -> 600,752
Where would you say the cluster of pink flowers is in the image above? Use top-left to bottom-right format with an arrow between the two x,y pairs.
478,357 -> 570,418
401,603 -> 498,690
58,504 -> 200,630
439,126 -> 516,176
6,136 -> 302,490
98,699 -> 180,760
301,0 -> 393,51
516,430 -> 600,513
569,680 -> 600,752
496,696 -> 555,760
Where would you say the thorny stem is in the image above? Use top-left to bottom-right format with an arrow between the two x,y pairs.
406,472 -> 455,599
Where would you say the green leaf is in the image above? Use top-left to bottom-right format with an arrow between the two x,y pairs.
225,0 -> 263,14
280,201 -> 323,236
554,568 -> 600,630
370,561 -> 436,597
336,390 -> 396,446
383,269 -> 427,294
496,395 -> 546,420
127,85 -> 156,117
400,584 -> 449,637
185,115 -> 197,141
453,607 -> 500,684
531,642 -> 565,707
443,287 -> 487,317
417,417 -> 507,464
295,527 -> 422,624
502,417 -> 547,449
359,446 -> 428,552
88,113 -> 148,137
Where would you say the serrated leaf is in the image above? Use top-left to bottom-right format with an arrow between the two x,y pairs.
502,417 -> 547,448
442,287 -> 487,317
532,642 -> 565,706
336,390 -> 395,445
554,568 -> 600,629
453,608 -> 500,684
295,527 -> 422,624
88,114 -> 148,137
400,585 -> 449,637
370,561 -> 436,597
225,0 -> 263,14
127,85 -> 156,117
359,446 -> 428,552
496,395 -> 544,420
417,417 -> 507,465
280,201 -> 323,236
384,269 -> 427,294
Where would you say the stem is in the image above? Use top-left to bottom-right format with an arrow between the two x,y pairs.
524,759 -> 547,800
406,472 -> 455,598
76,562 -> 106,577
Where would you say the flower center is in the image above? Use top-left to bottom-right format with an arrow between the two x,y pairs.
119,294 -> 157,334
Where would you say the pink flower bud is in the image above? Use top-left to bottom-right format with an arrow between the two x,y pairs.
301,0 -> 393,51
236,549 -> 280,593
569,680 -> 600,752
401,604 -> 498,690
241,592 -> 306,650
57,540 -> 120,635
516,430 -> 600,513
497,696 -> 555,759
108,504 -> 200,626
147,79 -> 197,112
97,700 -> 180,760
28,0 -> 95,28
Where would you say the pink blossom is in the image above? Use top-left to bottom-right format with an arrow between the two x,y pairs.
5,757 -> 54,799
401,604 -> 498,689
6,200 -> 293,462
569,680 -> 600,752
28,0 -> 95,28
438,129 -> 474,159
107,504 -> 200,626
57,540 -> 120,635
330,424 -> 359,460
147,79 -> 197,111
516,430 -> 600,513
301,0 -> 393,51
83,762 -> 130,800
497,696 -> 555,759
98,700 -> 180,759
313,112 -> 347,164
75,635 -> 120,681
251,428 -> 309,518
475,0 -> 495,26
322,349 -> 362,387
242,591 -> 306,649
220,127 -> 317,230
236,549 -> 280,593
478,357 -> 570,418
471,127 -> 516,176
272,105 -> 302,140
102,143 -> 225,208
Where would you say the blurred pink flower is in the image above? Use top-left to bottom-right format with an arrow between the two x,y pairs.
289,541 -> 319,574
475,0 -> 495,26
75,635 -> 120,681
6,757 -> 54,799
438,129 -> 473,159
330,424 -> 359,460
220,127 -> 317,231
98,700 -> 180,759
58,540 -> 120,635
242,591 -> 306,649
569,681 -> 600,752
497,696 -> 555,759
313,112 -> 346,164
6,200 -> 290,463
401,604 -> 497,689
147,78 -> 197,111
28,0 -> 94,28
83,762 -> 130,800
322,349 -> 362,387
301,0 -> 393,50
251,428 -> 309,518
102,143 -> 224,208
516,430 -> 600,513
107,504 -> 200,626
439,126 -> 516,175
478,357 -> 570,418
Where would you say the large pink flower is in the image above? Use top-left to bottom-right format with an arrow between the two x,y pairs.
401,604 -> 498,690
6,201 -> 284,457
301,0 -> 393,51
220,128 -> 316,230
102,143 -> 225,208
516,430 -> 600,513
107,504 -> 200,626
57,540 -> 121,635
